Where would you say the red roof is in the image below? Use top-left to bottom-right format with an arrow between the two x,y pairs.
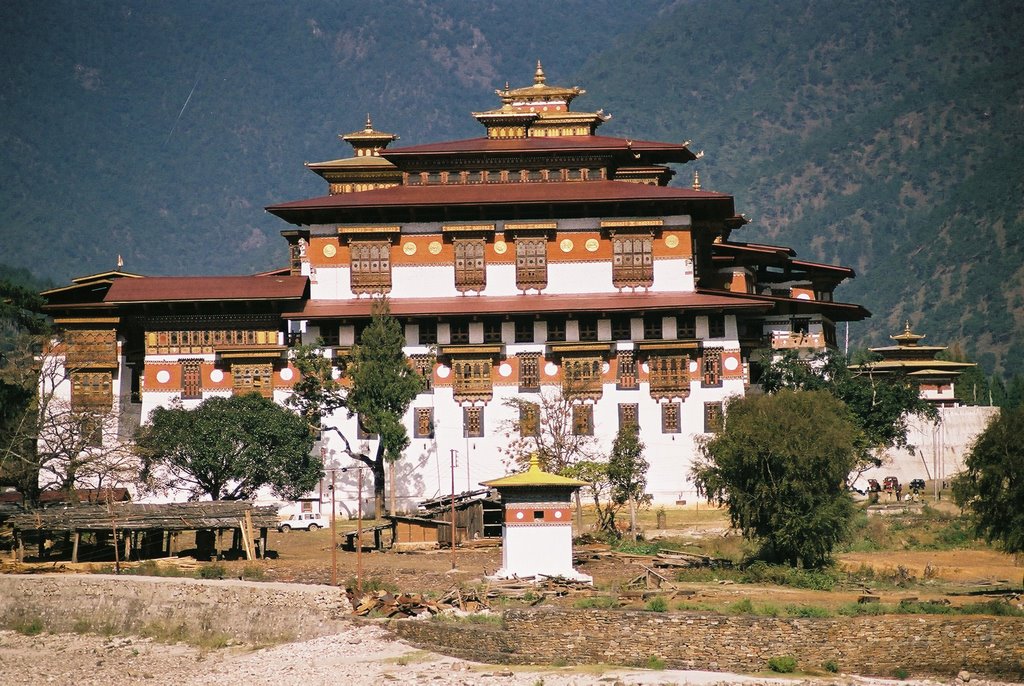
284,291 -> 771,320
104,275 -> 308,303
698,288 -> 870,321
267,180 -> 734,225
383,135 -> 697,162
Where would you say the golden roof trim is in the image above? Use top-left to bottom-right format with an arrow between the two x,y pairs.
53,317 -> 121,325
600,219 -> 665,229
442,223 -> 496,234
336,225 -> 402,235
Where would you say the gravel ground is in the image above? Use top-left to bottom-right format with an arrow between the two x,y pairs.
0,626 -> 1016,686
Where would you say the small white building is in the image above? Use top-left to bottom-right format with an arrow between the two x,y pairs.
481,456 -> 591,583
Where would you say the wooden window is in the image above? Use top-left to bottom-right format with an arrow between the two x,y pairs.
649,354 -> 691,399
564,357 -> 603,395
463,406 -> 484,438
704,402 -> 724,433
708,315 -> 726,339
319,323 -> 340,347
702,348 -> 723,387
546,317 -> 566,342
357,414 -> 379,440
180,359 -> 202,399
662,402 -> 681,434
612,235 -> 654,288
454,239 -> 486,292
289,242 -> 302,275
577,316 -> 599,342
518,352 -> 540,392
678,315 -> 697,339
410,354 -> 433,393
232,363 -> 273,397
418,320 -> 438,345
70,372 -> 112,411
65,329 -> 117,368
519,402 -> 539,437
515,238 -> 547,290
414,408 -> 434,438
618,403 -> 639,431
482,320 -> 503,344
350,241 -> 392,294
572,404 -> 594,436
616,350 -> 638,390
452,358 -> 493,401
643,315 -> 663,340
792,317 -> 810,335
514,318 -> 535,343
448,320 -> 470,345
611,316 -> 632,341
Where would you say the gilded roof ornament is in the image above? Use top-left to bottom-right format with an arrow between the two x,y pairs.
534,60 -> 546,86
692,170 -> 701,190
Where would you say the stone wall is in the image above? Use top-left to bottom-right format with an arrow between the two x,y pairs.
0,574 -> 350,644
396,607 -> 1024,680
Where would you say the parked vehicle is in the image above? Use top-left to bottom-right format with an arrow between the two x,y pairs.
909,478 -> 926,493
867,478 -> 881,493
882,476 -> 900,492
277,513 -> 328,532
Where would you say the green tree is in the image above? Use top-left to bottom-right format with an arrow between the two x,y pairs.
0,279 -> 50,499
952,406 -> 1024,555
289,299 -> 423,515
607,424 -> 649,537
691,390 -> 859,568
136,393 -> 319,501
760,349 -> 935,480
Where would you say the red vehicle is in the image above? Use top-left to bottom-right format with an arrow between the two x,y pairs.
882,476 -> 900,492
867,479 -> 881,493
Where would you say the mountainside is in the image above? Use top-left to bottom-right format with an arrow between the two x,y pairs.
2,0 -> 1022,374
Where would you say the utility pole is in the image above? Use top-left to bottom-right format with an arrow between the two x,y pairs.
450,449 -> 458,570
356,467 -> 364,591
330,469 -> 337,586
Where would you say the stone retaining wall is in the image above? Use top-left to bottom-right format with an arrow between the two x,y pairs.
0,574 -> 349,644
396,607 -> 1024,679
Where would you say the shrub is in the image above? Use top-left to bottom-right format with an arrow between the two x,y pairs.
784,604 -> 830,618
197,563 -> 226,579
741,561 -> 838,590
646,655 -> 667,670
241,564 -> 265,580
573,596 -> 618,610
893,666 -> 909,679
644,596 -> 669,612
960,600 -> 1024,617
347,576 -> 399,594
727,598 -> 754,614
767,655 -> 797,673
13,617 -> 44,636
822,659 -> 839,673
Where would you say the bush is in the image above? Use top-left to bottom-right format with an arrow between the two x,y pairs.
644,596 -> 669,612
767,655 -> 797,673
241,564 -> 265,580
822,659 -> 839,673
727,598 -> 754,614
960,600 -> 1024,617
13,617 -> 44,636
784,604 -> 830,618
197,563 -> 226,579
646,655 -> 667,670
573,596 -> 618,610
893,667 -> 909,679
741,561 -> 838,590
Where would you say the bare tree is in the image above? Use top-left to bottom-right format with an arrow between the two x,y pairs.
499,380 -> 600,530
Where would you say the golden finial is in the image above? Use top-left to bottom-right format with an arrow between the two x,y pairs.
116,254 -> 124,270
528,453 -> 542,471
534,60 -> 546,85
364,113 -> 373,131
692,170 -> 702,190
904,320 -> 912,333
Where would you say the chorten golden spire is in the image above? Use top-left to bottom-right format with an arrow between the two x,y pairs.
692,170 -> 702,190
534,60 -> 546,85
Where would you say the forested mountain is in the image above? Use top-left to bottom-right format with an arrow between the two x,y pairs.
2,0 -> 1022,374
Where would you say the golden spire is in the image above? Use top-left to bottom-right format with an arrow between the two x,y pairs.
364,113 -> 373,130
534,60 -> 545,85
692,170 -> 702,190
